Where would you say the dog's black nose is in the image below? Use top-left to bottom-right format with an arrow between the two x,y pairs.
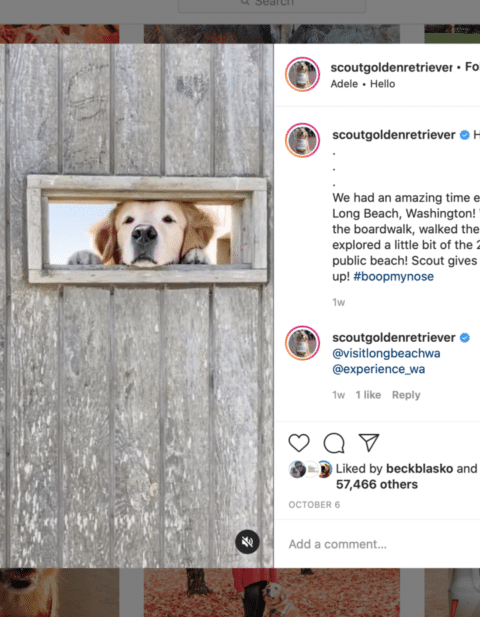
132,225 -> 158,245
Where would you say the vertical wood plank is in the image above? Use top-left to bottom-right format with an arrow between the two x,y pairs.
252,191 -> 267,270
113,289 -> 161,568
41,194 -> 50,266
61,46 -> 112,566
241,195 -> 252,264
212,287 -> 260,566
163,288 -> 210,567
0,46 -> 6,564
164,45 -> 212,176
8,45 -> 59,566
214,46 -> 261,177
26,188 -> 42,272
162,45 -> 213,565
259,45 -> 274,567
0,46 -> 5,282
0,286 -> 4,567
63,45 -> 110,174
113,45 -> 163,567
114,45 -> 161,176
62,288 -> 111,567
210,42 -> 268,567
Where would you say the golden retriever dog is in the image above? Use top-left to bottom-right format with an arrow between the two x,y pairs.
293,128 -> 311,155
294,330 -> 312,358
0,569 -> 59,617
295,62 -> 311,89
68,201 -> 214,267
264,583 -> 302,617
319,462 -> 332,478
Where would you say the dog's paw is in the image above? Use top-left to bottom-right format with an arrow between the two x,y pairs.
181,248 -> 210,265
67,250 -> 103,266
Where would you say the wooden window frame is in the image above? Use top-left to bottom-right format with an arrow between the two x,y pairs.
27,175 -> 268,284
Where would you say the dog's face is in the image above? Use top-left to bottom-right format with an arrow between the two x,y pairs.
296,330 -> 308,344
91,201 -> 214,267
114,201 -> 187,267
320,463 -> 332,477
264,583 -> 285,605
0,569 -> 56,595
296,128 -> 309,142
296,62 -> 308,74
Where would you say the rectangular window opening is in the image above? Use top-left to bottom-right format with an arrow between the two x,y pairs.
28,175 -> 267,284
48,202 -> 233,267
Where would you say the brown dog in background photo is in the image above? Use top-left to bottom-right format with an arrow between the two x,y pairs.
0,569 -> 59,617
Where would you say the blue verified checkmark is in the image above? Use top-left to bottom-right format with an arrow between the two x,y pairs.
460,332 -> 470,343
460,130 -> 470,140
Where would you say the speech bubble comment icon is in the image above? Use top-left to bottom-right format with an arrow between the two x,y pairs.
324,433 -> 345,454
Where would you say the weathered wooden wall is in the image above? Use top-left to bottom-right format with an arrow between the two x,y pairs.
0,44 -> 273,568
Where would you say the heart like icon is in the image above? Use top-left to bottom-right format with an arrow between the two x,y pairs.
288,434 -> 310,452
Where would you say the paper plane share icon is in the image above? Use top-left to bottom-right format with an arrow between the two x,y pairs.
359,434 -> 379,452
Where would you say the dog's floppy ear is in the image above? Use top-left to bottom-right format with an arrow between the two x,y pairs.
180,203 -> 215,259
89,208 -> 121,265
279,587 -> 286,603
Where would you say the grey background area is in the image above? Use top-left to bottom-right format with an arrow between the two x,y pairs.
120,25 -> 146,43
400,25 -> 427,43
120,569 -> 143,617
0,44 -> 273,568
3,0 -> 480,24
401,569 -> 425,617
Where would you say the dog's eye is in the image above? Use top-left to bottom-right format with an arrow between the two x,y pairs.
162,216 -> 175,223
124,216 -> 134,224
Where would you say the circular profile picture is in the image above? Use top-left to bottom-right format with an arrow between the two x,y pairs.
285,326 -> 320,361
285,124 -> 320,158
286,57 -> 320,92
305,460 -> 320,478
319,460 -> 333,479
289,460 -> 307,478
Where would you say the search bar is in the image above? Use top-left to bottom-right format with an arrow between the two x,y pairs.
179,0 -> 365,13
